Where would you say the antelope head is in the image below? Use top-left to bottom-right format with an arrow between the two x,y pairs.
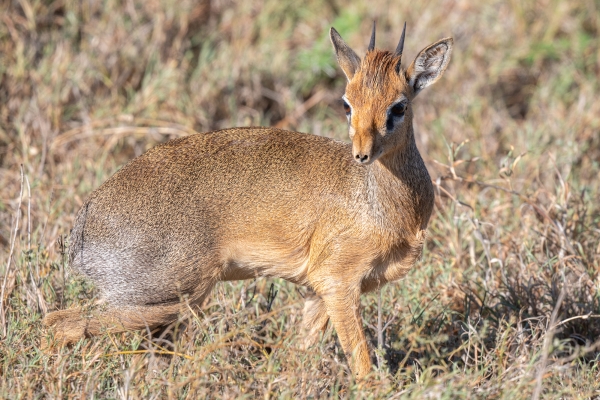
330,22 -> 453,164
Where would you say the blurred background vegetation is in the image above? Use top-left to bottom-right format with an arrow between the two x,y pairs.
1,0 -> 599,397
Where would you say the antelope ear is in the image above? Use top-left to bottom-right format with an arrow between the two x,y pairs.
405,37 -> 453,97
330,27 -> 361,81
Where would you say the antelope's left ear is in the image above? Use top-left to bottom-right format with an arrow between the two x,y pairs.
405,38 -> 453,97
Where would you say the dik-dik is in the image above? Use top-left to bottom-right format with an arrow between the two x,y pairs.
44,22 -> 453,378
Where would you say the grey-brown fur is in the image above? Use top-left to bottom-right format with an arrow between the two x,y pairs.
44,24 -> 453,379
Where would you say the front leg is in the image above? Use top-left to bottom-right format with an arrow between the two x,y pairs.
309,271 -> 372,379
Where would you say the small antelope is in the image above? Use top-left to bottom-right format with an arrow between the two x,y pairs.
44,22 -> 452,378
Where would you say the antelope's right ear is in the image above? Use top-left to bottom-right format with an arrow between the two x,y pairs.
405,38 -> 453,97
330,27 -> 361,81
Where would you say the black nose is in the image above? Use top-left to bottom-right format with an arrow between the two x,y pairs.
355,154 -> 369,163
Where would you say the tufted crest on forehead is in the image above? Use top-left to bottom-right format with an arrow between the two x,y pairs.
354,50 -> 405,90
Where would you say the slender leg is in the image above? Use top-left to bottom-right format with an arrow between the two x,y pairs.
44,275 -> 218,345
302,291 -> 330,348
43,303 -> 185,344
309,262 -> 373,379
319,289 -> 371,378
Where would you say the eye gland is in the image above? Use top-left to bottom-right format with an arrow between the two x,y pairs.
386,116 -> 394,131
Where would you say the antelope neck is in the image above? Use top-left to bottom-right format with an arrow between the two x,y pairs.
364,133 -> 431,233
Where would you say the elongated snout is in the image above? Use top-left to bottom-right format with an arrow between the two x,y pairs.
352,132 -> 375,164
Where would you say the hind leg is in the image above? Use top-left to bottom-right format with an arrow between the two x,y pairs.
302,291 -> 330,348
43,302 -> 185,345
44,272 -> 218,345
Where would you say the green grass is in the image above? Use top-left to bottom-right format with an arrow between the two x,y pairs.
1,0 -> 600,398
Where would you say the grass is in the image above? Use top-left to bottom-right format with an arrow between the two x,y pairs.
1,0 -> 600,397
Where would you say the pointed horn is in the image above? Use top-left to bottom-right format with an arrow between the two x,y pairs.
368,20 -> 376,51
395,22 -> 407,57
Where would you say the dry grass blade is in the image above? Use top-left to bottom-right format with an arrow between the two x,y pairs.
532,285 -> 566,400
1,166 -> 24,338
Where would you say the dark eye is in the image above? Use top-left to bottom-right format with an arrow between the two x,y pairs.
390,103 -> 406,117
343,101 -> 351,115
386,103 -> 407,131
